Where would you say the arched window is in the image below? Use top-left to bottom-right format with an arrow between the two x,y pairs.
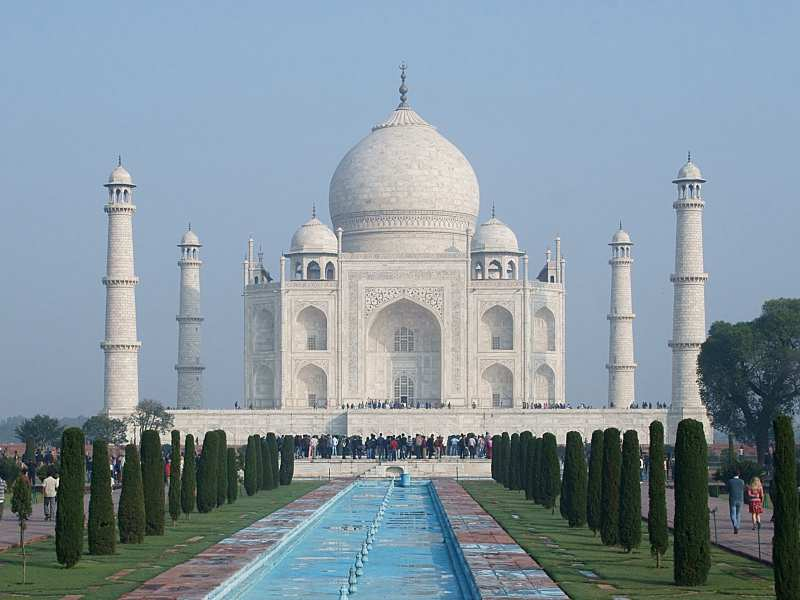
506,261 -> 517,280
487,260 -> 501,279
393,326 -> 415,352
294,262 -> 303,280
534,364 -> 556,406
123,190 -> 129,203
325,262 -> 335,280
296,306 -> 327,351
393,375 -> 415,403
481,305 -> 513,351
306,261 -> 321,280
474,262 -> 483,280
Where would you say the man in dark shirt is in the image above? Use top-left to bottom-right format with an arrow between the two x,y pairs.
727,471 -> 745,534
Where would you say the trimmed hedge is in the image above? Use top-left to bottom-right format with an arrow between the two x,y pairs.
168,430 -> 182,524
279,435 -> 295,485
509,433 -> 521,490
88,439 -> 115,555
500,432 -> 511,488
619,429 -> 642,552
140,430 -> 165,536
491,434 -> 501,481
266,433 -> 280,489
587,429 -> 604,535
525,436 -> 537,501
216,430 -> 228,507
254,434 -> 263,491
648,421 -> 668,566
181,434 -> 196,516
197,431 -> 219,513
118,443 -> 145,544
261,436 -> 272,491
56,428 -> 85,567
772,415 -> 799,599
226,447 -> 238,504
600,427 -> 621,546
560,431 -> 587,527
244,435 -> 258,496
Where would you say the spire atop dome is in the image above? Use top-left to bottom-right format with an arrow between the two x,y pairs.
312,203 -> 316,219
491,202 -> 496,219
118,154 -> 122,167
398,61 -> 408,108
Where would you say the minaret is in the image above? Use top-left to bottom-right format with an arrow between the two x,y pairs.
606,225 -> 636,408
176,225 -> 204,409
102,158 -> 141,418
668,154 -> 711,441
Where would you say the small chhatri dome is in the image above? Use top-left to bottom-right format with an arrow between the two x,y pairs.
611,227 -> 631,245
673,153 -> 706,182
107,155 -> 134,186
472,213 -> 520,253
180,225 -> 200,246
290,212 -> 338,254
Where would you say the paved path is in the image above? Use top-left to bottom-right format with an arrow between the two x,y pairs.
641,483 -> 773,564
0,489 -> 121,552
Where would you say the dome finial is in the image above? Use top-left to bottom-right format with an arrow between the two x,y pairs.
491,202 -> 496,219
687,150 -> 691,163
188,221 -> 192,231
312,203 -> 316,219
619,219 -> 623,230
398,61 -> 408,108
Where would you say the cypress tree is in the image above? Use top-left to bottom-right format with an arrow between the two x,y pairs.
216,430 -> 228,507
772,415 -> 800,599
520,431 -> 532,493
140,430 -> 164,535
600,427 -> 621,546
540,433 -> 560,511
118,443 -> 145,544
279,435 -> 295,485
619,430 -> 642,552
254,434 -> 264,491
266,433 -> 280,489
525,436 -> 537,501
261,436 -> 273,491
587,429 -> 604,535
180,434 -> 196,517
244,435 -> 257,496
491,434 -> 501,481
673,419 -> 710,586
532,437 -> 543,503
88,439 -> 115,555
648,421 -> 668,567
509,433 -> 521,490
168,430 -> 182,525
500,432 -> 511,487
55,427 -> 85,568
226,447 -> 238,503
197,431 -> 219,513
560,431 -> 587,527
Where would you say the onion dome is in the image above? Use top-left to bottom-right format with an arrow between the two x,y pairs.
289,211 -> 338,254
107,156 -> 134,186
180,226 -> 200,246
673,153 -> 706,182
471,211 -> 520,253
611,227 -> 631,245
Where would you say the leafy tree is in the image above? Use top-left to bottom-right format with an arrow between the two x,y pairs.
279,435 -> 295,485
525,436 -> 537,501
699,299 -> 800,462
118,444 -> 145,543
673,419 -> 711,586
180,434 -> 196,517
197,431 -> 219,512
587,430 -> 604,535
88,439 -> 115,555
560,431 -> 587,527
168,430 -> 182,524
227,448 -> 238,503
772,415 -> 800,599
266,433 -> 280,489
619,430 -> 642,552
56,427 -> 85,568
11,474 -> 32,583
244,435 -> 257,496
82,414 -> 128,445
140,430 -> 164,535
216,430 -> 228,507
23,438 -> 35,463
0,455 -> 21,485
600,428 -> 621,546
261,437 -> 274,491
509,433 -> 521,490
648,421 -> 668,567
128,399 -> 175,438
15,414 -> 63,449
539,433 -> 560,511
491,434 -> 501,481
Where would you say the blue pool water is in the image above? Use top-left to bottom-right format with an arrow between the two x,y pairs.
222,480 -> 477,599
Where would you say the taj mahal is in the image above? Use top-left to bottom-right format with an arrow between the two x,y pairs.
100,68 -> 711,445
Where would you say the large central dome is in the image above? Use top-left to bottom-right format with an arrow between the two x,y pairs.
329,97 -> 480,253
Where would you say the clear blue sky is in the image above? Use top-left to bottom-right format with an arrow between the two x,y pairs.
1,3 -> 798,417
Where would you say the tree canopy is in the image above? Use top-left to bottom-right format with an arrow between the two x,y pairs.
14,415 -> 63,448
128,399 -> 175,436
82,414 -> 128,445
699,298 -> 800,460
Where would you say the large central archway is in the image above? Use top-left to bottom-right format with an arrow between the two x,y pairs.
366,299 -> 442,406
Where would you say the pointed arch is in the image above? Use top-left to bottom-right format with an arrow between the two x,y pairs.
487,260 -> 502,279
253,363 -> 275,408
534,306 -> 556,352
306,260 -> 321,280
506,260 -> 517,280
296,305 -> 327,351
325,261 -> 336,280
297,364 -> 327,408
534,363 -> 556,406
253,306 -> 275,352
481,363 -> 513,408
481,305 -> 513,351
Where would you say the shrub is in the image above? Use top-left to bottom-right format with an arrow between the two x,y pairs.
197,431 -> 219,513
648,421 -> 668,567
772,415 -> 800,599
261,436 -> 273,491
244,436 -> 257,496
140,430 -> 165,535
714,459 -> 764,484
560,431 -> 587,527
673,419 -> 710,586
216,430 -> 228,507
180,434 -> 196,516
619,430 -> 642,552
55,427 -> 85,567
540,433 -> 560,511
11,474 -> 33,583
509,433 -> 521,490
600,428 -> 621,546
279,435 -> 295,485
168,430 -> 182,524
88,439 -> 115,555
226,447 -> 238,503
587,429 -> 604,535
118,443 -> 145,543
266,433 -> 279,489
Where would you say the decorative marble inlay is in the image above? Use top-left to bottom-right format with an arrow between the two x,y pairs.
364,286 -> 444,318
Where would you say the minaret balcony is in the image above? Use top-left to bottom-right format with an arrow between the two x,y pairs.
176,315 -> 204,323
102,276 -> 139,286
607,313 -> 635,321
605,363 -> 637,371
670,273 -> 708,283
100,341 -> 141,351
668,340 -> 703,350
104,204 -> 136,214
672,199 -> 704,210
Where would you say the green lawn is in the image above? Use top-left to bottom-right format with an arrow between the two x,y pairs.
461,480 -> 775,600
0,482 -> 321,600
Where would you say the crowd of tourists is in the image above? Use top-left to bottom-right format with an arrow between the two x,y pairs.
289,432 -> 492,461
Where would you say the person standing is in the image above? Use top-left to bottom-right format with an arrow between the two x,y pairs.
726,471 -> 745,534
42,470 -> 59,521
746,476 -> 765,530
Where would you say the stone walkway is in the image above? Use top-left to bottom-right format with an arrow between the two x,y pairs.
641,483 -> 773,564
434,479 -> 568,600
120,480 -> 350,600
